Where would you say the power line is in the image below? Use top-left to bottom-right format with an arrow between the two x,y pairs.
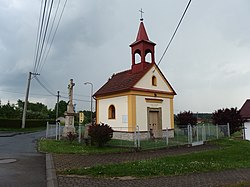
35,0 -> 54,73
157,0 -> 192,66
34,76 -> 57,97
33,0 -> 68,74
39,0 -> 68,73
0,89 -> 53,97
33,0 -> 48,73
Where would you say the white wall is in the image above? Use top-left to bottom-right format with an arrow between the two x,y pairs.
244,122 -> 250,140
136,96 -> 171,131
98,96 -> 128,130
135,66 -> 172,92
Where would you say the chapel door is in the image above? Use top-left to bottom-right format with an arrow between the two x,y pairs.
148,109 -> 162,138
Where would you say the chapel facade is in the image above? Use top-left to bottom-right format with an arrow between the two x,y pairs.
94,19 -> 176,139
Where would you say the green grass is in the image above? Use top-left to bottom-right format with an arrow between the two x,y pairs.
62,139 -> 250,177
38,139 -> 132,154
0,127 -> 46,132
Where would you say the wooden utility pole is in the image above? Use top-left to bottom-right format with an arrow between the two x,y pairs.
22,72 -> 39,128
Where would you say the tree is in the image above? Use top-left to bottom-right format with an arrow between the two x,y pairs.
0,102 -> 20,119
175,111 -> 197,128
212,108 -> 242,134
54,100 -> 67,118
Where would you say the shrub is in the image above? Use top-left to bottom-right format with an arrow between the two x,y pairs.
88,123 -> 113,147
0,118 -> 53,128
67,132 -> 77,143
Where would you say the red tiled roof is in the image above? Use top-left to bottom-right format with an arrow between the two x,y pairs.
94,63 -> 153,97
130,21 -> 156,47
240,99 -> 250,119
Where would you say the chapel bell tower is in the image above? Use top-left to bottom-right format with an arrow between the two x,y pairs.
130,18 -> 156,73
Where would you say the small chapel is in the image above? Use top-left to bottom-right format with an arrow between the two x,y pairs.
94,18 -> 176,140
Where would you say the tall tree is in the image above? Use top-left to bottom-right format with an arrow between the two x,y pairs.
212,108 -> 242,134
54,100 -> 67,118
175,111 -> 197,128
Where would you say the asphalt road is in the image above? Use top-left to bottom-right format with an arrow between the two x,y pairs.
0,131 -> 46,187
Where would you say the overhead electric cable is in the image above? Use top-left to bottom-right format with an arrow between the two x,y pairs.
35,0 -> 54,73
33,0 -> 44,73
33,0 -> 47,73
34,76 -> 56,96
39,0 -> 61,71
157,0 -> 192,66
39,0 -> 68,73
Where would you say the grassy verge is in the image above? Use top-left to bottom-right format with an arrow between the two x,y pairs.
0,127 -> 46,132
62,139 -> 250,177
39,139 -> 132,154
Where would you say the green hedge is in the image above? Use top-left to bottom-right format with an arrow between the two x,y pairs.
0,119 -> 55,128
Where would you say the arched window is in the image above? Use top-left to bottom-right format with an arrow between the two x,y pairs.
134,49 -> 141,64
152,76 -> 157,86
145,49 -> 152,63
108,105 -> 116,119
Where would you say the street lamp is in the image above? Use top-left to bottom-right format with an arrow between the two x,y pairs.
84,82 -> 93,124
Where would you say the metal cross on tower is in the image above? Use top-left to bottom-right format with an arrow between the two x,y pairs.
139,8 -> 144,21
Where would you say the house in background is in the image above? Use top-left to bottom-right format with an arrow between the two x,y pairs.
94,19 -> 176,140
240,99 -> 250,140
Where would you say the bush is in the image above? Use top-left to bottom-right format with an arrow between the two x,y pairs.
0,118 -> 53,128
67,132 -> 77,143
88,123 -> 113,147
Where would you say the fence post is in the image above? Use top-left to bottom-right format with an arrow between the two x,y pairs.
57,122 -> 61,140
46,122 -> 49,138
216,124 -> 219,139
55,122 -> 58,140
208,124 -> 211,137
188,124 -> 192,144
137,125 -> 140,149
196,126 -> 199,142
134,127 -> 137,148
227,123 -> 230,137
78,125 -> 81,143
166,128 -> 169,146
202,124 -> 206,141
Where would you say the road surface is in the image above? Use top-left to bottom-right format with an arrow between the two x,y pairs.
0,131 -> 46,187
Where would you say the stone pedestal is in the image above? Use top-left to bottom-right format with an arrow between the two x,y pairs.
62,103 -> 76,137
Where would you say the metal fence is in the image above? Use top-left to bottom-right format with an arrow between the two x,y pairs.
45,122 -> 230,150
108,123 -> 230,150
45,122 -> 88,143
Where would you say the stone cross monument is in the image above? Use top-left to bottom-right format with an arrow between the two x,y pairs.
63,79 -> 76,137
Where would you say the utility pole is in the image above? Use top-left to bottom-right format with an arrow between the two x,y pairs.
56,91 -> 60,120
84,82 -> 93,124
22,72 -> 39,128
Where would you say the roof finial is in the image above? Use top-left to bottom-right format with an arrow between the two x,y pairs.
139,8 -> 144,21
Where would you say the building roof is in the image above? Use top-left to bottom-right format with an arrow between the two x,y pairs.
94,63 -> 153,97
130,21 -> 156,47
240,99 -> 250,119
94,63 -> 176,97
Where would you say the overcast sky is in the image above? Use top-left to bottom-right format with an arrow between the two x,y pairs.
0,0 -> 250,113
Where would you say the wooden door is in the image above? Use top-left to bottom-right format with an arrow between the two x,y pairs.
148,110 -> 162,138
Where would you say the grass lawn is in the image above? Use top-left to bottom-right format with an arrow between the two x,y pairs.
39,139 -> 132,154
61,138 -> 250,177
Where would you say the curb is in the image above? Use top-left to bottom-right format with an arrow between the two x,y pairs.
0,132 -> 21,137
46,154 -> 58,187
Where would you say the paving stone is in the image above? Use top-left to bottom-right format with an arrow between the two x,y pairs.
53,144 -> 250,187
